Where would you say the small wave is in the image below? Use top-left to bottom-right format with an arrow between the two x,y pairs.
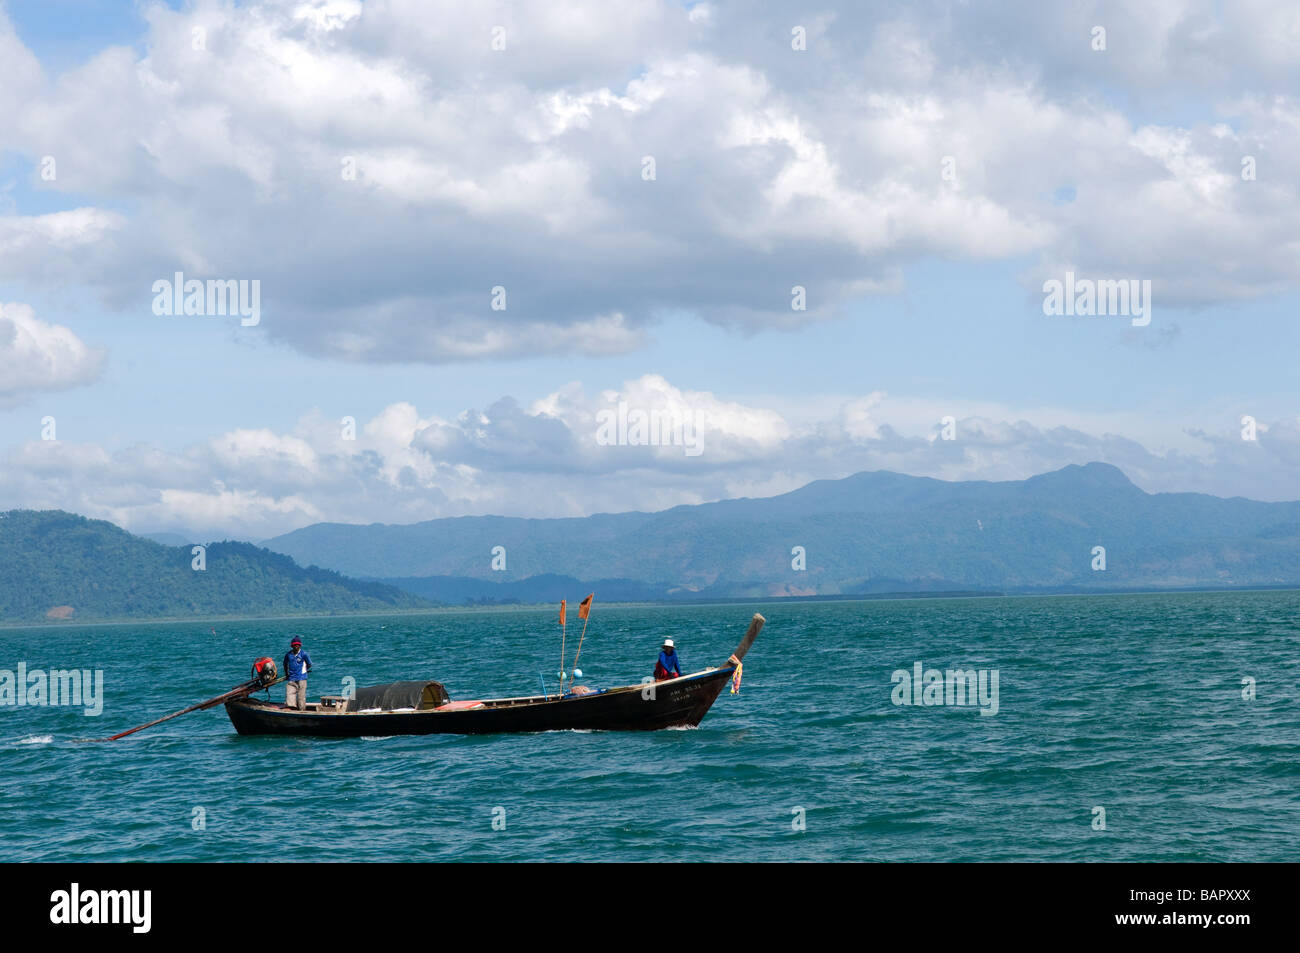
15,734 -> 53,745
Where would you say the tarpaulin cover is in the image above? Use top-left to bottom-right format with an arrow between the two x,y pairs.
346,681 -> 450,712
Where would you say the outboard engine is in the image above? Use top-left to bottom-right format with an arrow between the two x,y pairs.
251,657 -> 278,687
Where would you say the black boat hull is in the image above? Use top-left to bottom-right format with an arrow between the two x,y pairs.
225,612 -> 763,737
225,666 -> 736,736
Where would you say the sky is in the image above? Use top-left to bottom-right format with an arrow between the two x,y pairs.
1,0 -> 1298,540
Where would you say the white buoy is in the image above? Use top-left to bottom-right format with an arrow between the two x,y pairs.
573,668 -> 583,678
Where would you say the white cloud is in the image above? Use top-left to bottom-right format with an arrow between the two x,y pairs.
208,428 -> 320,474
0,1 -> 1296,540
1,374 -> 1295,539
2,1 -> 1298,362
0,303 -> 104,406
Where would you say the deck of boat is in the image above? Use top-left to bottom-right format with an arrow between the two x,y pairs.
226,667 -> 735,736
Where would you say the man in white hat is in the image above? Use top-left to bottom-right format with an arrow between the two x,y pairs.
653,638 -> 683,681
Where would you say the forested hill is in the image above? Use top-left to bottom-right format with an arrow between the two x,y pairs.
0,510 -> 431,624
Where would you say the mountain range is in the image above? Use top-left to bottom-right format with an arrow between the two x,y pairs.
261,463 -> 1300,600
7,463 -> 1299,623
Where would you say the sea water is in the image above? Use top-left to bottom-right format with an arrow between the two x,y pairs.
1,592 -> 1297,862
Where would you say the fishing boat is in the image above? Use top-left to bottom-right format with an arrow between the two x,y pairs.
222,613 -> 764,737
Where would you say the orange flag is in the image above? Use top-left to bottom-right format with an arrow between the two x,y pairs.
577,593 -> 594,620
558,599 -> 567,627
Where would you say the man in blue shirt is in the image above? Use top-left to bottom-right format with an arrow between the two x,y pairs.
283,637 -> 312,710
653,638 -> 683,681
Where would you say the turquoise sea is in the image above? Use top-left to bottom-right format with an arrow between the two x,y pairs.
2,591 -> 1298,862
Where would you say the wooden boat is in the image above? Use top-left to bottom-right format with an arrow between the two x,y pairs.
224,613 -> 764,736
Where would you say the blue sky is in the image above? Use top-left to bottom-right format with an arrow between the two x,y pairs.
3,1 -> 159,69
1,0 -> 1297,538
